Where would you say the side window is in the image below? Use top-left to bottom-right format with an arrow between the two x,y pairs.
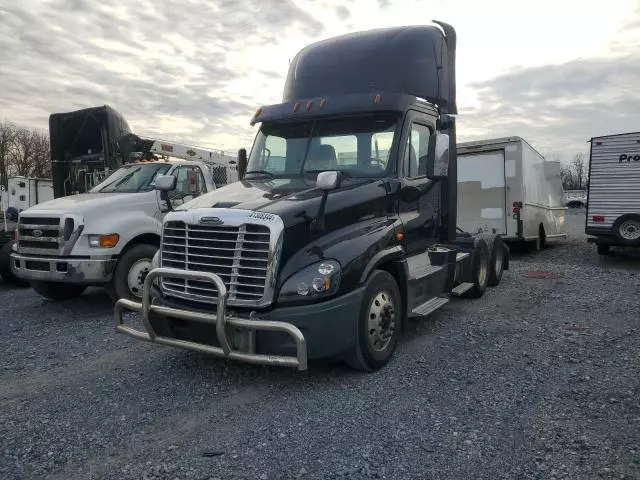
404,123 -> 431,179
170,166 -> 204,199
197,168 -> 208,191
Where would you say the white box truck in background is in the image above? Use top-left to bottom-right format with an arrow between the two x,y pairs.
585,131 -> 640,255
457,136 -> 567,250
2,177 -> 54,220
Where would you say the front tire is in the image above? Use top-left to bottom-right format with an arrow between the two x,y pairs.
109,243 -> 157,302
30,281 -> 87,301
346,270 -> 402,372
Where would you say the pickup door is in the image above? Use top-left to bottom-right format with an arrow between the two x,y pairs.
159,165 -> 210,213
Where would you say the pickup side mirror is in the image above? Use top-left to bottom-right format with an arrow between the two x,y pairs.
426,133 -> 450,179
155,174 -> 177,192
238,148 -> 247,180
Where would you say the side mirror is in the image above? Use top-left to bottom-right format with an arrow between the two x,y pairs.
238,148 -> 248,180
426,133 -> 450,179
155,174 -> 177,192
316,171 -> 341,191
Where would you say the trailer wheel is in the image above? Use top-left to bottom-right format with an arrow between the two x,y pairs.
346,269 -> 402,372
30,281 -> 87,301
0,242 -> 29,287
109,243 -> 157,302
597,244 -> 611,255
612,214 -> 640,246
487,236 -> 506,287
462,239 -> 490,299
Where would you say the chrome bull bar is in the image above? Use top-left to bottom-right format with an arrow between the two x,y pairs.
114,267 -> 308,370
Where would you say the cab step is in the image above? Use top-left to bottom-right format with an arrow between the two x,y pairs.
411,296 -> 449,317
451,282 -> 474,296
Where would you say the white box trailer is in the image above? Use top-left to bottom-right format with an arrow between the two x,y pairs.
457,136 -> 567,249
585,131 -> 640,254
3,176 -> 54,219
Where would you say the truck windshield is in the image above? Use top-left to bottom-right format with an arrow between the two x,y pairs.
90,163 -> 172,193
246,113 -> 400,179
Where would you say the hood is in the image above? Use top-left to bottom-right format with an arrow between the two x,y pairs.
20,191 -> 157,217
178,176 -> 390,226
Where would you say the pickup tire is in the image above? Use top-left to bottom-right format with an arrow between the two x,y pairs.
30,281 -> 87,301
109,243 -> 157,302
462,238 -> 490,299
0,242 -> 29,287
346,269 -> 402,372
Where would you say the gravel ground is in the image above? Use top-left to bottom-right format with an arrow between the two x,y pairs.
1,208 -> 639,480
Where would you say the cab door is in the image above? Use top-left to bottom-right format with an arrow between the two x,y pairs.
397,111 -> 440,256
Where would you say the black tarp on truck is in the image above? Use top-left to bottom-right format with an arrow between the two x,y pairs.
49,105 -> 132,198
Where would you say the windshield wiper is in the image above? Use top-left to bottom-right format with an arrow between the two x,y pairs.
245,170 -> 275,178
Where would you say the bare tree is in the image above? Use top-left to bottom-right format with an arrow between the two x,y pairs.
9,127 -> 51,178
0,120 -> 17,188
561,153 -> 589,190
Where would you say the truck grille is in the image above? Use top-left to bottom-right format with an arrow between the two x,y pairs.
160,220 -> 272,305
18,216 -> 64,252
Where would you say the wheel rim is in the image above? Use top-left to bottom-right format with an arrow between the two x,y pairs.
127,258 -> 152,298
620,220 -> 640,241
494,247 -> 503,277
367,290 -> 396,353
477,252 -> 488,286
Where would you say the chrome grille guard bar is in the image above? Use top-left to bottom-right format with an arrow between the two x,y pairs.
114,267 -> 308,370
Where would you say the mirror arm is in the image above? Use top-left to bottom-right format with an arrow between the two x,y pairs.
310,191 -> 329,236
160,190 -> 173,212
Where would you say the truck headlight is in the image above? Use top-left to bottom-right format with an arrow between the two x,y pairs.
278,260 -> 341,304
88,234 -> 119,248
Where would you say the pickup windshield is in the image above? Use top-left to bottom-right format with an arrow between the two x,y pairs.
90,163 -> 172,193
246,113 -> 400,179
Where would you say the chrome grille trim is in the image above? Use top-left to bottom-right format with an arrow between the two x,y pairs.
159,209 -> 284,307
17,213 -> 84,255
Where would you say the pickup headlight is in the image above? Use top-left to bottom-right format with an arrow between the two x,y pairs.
278,260 -> 341,304
88,234 -> 119,248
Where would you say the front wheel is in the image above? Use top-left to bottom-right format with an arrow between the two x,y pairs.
108,243 -> 157,302
346,269 -> 402,372
30,281 -> 87,301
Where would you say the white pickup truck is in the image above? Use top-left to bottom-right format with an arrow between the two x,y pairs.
10,159 -> 215,301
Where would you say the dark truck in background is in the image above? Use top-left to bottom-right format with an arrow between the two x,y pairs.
49,105 -> 132,198
115,21 -> 509,372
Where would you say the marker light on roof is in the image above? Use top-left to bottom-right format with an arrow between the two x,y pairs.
293,102 -> 301,112
305,101 -> 313,111
374,94 -> 381,104
319,98 -> 327,109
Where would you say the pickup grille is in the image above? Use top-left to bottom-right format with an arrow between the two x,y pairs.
18,216 -> 64,252
160,220 -> 271,305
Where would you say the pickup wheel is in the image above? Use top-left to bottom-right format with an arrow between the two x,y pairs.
346,269 -> 402,372
487,236 -> 506,287
110,243 -> 157,302
0,242 -> 29,287
30,281 -> 87,301
462,238 -> 490,299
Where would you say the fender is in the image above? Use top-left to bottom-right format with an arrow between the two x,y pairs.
358,244 -> 405,284
277,216 -> 402,295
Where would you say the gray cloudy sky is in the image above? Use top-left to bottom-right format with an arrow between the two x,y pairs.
1,0 -> 639,161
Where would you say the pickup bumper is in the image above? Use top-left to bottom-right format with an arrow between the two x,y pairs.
10,253 -> 116,283
114,267 -> 363,371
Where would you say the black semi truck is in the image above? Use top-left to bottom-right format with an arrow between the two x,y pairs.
115,21 -> 509,372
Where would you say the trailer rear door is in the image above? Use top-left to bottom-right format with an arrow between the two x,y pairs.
457,149 -> 507,235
